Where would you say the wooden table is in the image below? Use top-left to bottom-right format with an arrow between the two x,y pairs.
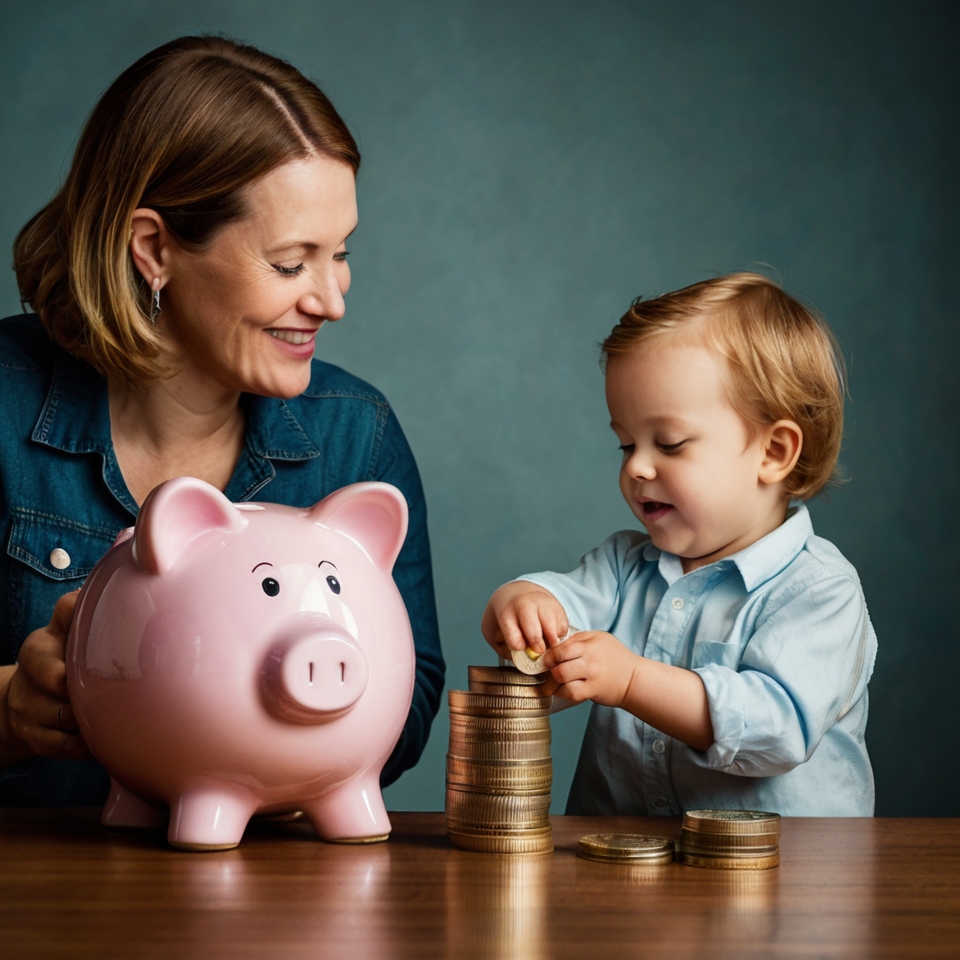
2,810 -> 958,959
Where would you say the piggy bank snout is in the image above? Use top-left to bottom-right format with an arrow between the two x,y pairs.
262,625 -> 369,724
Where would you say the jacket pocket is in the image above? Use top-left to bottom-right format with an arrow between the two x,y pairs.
6,508 -> 119,657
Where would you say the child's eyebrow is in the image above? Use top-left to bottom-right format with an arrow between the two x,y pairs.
609,415 -> 692,431
648,416 -> 691,429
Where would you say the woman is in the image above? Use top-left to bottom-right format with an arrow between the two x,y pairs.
0,36 -> 445,805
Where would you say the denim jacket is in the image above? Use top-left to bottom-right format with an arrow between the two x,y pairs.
0,314 -> 445,804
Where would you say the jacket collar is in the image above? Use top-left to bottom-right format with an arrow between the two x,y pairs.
32,349 -> 321,462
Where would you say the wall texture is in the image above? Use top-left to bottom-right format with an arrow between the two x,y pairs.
1,0 -> 957,815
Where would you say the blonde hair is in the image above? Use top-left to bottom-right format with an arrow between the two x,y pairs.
601,272 -> 846,499
14,36 -> 360,384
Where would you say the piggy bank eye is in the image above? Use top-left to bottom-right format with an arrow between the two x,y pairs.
325,575 -> 341,595
261,578 -> 280,597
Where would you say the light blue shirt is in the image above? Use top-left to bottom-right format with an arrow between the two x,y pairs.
520,504 -> 877,817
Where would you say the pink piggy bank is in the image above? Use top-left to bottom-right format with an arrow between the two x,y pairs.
66,476 -> 415,851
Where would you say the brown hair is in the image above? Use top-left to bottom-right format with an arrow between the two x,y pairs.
602,273 -> 846,499
14,35 -> 360,383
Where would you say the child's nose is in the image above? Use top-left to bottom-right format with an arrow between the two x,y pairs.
625,449 -> 656,480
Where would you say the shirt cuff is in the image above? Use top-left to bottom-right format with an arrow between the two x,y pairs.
694,663 -> 746,770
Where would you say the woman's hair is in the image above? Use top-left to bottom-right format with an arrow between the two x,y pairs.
14,35 -> 360,383
601,272 -> 846,500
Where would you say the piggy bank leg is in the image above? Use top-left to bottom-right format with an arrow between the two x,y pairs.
167,780 -> 261,851
101,777 -> 167,830
302,776 -> 392,843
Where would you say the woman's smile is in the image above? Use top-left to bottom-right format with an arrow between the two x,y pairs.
267,328 -> 318,345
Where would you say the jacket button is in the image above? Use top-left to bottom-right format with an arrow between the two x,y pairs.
49,548 -> 71,570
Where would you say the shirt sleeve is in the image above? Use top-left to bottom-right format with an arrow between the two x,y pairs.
693,573 -> 877,776
514,533 -> 636,632
372,409 -> 445,787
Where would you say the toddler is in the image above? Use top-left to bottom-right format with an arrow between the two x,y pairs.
482,273 -> 876,816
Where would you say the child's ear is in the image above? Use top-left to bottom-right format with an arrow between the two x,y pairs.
758,420 -> 803,486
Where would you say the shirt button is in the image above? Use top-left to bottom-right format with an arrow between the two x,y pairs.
671,597 -> 684,610
653,739 -> 666,754
49,548 -> 71,570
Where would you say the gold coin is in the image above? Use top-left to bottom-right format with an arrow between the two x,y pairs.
447,737 -> 551,762
468,665 -> 545,686
448,690 -> 553,717
445,789 -> 551,828
679,840 -> 779,858
682,810 -> 781,836
677,849 -> 780,870
576,834 -> 676,864
678,828 -> 780,852
446,818 -> 552,836
448,830 -> 554,855
511,647 -> 549,675
446,756 -> 553,792
468,681 -> 550,698
449,713 -> 551,733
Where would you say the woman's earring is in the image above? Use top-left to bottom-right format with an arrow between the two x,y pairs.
150,279 -> 162,324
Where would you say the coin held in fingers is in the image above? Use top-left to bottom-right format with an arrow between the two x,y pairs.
511,646 -> 549,675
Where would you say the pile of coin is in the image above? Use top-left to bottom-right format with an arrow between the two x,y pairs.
676,809 -> 781,869
577,833 -> 675,865
446,665 -> 553,854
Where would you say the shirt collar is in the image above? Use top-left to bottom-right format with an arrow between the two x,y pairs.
32,349 -> 321,462
648,502 -> 813,591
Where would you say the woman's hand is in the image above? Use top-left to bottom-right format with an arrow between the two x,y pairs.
480,581 -> 569,659
0,590 -> 90,767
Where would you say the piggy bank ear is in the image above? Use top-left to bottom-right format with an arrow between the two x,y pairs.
133,477 -> 248,576
309,482 -> 408,572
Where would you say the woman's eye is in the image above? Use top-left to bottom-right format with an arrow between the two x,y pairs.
261,577 -> 280,597
333,250 -> 350,263
272,262 -> 304,277
325,575 -> 341,595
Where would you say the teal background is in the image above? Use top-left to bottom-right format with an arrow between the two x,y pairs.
1,1 -> 957,815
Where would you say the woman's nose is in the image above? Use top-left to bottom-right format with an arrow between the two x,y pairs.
299,268 -> 347,322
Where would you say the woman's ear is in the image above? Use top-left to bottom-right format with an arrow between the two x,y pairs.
758,420 -> 803,486
129,208 -> 171,286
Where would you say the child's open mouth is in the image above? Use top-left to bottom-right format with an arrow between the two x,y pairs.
640,500 -> 673,522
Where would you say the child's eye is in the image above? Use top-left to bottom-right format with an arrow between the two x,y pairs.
272,262 -> 305,277
333,250 -> 350,262
657,440 -> 687,454
618,443 -> 634,455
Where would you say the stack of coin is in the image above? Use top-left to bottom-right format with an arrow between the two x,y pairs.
577,833 -> 675,865
446,666 -> 553,854
676,809 -> 781,869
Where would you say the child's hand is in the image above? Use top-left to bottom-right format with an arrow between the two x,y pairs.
538,630 -> 639,708
480,581 -> 569,659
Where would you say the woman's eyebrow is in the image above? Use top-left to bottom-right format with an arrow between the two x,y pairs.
265,241 -> 318,256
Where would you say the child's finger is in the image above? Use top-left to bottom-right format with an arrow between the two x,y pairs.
546,652 -> 588,688
516,604 -> 546,652
542,608 -> 569,647
552,679 -> 590,705
497,609 -> 530,651
540,635 -> 582,670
